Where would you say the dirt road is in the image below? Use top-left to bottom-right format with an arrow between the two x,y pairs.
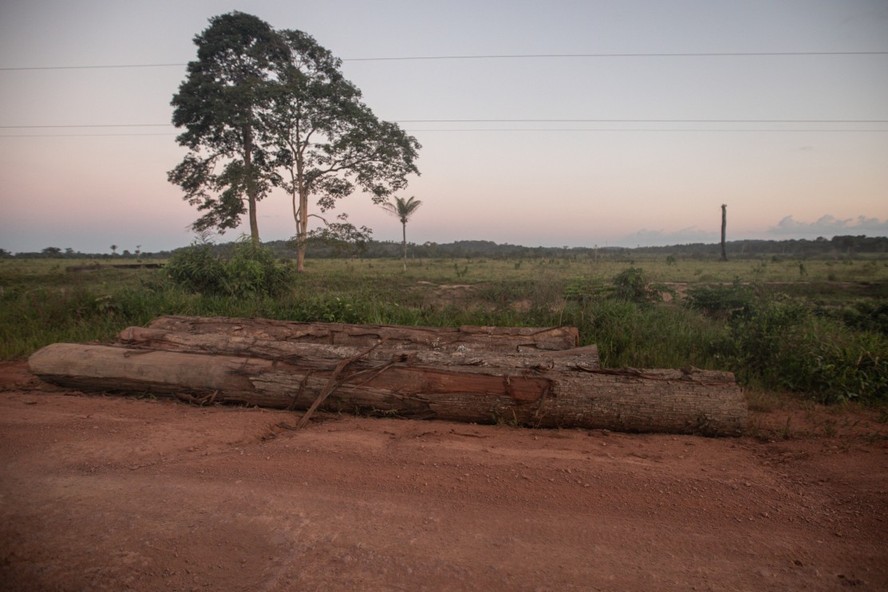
1,361 -> 885,591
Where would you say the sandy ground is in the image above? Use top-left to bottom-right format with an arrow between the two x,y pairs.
0,360 -> 886,592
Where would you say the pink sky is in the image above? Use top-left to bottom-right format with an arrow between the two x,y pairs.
1,0 -> 886,253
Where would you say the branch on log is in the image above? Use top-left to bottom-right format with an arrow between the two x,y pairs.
294,342 -> 383,430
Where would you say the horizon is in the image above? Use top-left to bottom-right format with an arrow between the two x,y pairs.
2,209 -> 888,255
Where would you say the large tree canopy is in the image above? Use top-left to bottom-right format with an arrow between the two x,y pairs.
168,12 -> 287,244
263,29 -> 421,271
169,13 -> 421,267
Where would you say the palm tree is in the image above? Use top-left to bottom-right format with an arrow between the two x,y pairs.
381,196 -> 422,271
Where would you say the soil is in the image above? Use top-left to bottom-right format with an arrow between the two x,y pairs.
1,360 -> 886,592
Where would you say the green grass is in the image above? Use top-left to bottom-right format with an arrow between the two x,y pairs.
2,253 -> 886,404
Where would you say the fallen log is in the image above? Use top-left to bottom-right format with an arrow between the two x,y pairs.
118,326 -> 601,370
145,315 -> 579,352
29,343 -> 747,436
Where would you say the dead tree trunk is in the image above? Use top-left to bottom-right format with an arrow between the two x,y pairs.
118,326 -> 600,371
29,343 -> 746,436
720,204 -> 728,262
144,315 -> 580,352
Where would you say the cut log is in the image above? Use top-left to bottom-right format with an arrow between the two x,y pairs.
145,315 -> 579,352
118,326 -> 600,371
29,343 -> 747,436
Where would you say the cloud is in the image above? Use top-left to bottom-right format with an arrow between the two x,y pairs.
610,215 -> 888,248
766,215 -> 888,239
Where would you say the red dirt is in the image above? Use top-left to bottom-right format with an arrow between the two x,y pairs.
1,360 -> 886,591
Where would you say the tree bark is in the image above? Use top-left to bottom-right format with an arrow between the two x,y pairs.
118,326 -> 599,370
29,343 -> 746,436
143,316 -> 581,353
401,220 -> 407,272
296,187 -> 309,273
244,124 -> 260,246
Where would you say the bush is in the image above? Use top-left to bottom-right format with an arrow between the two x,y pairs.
725,295 -> 888,403
167,239 -> 294,297
685,283 -> 755,319
611,267 -> 659,303
223,241 -> 295,297
839,301 -> 888,336
166,242 -> 226,295
777,325 -> 887,403
575,299 -> 727,369
727,295 -> 808,384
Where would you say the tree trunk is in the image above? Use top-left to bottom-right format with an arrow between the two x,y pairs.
296,187 -> 309,273
118,326 -> 600,371
244,124 -> 260,246
720,204 -> 728,262
401,220 -> 407,272
142,315 -> 581,352
29,343 -> 747,436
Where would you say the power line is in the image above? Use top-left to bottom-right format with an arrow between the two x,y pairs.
1,50 -> 886,71
344,50 -> 888,62
0,63 -> 185,71
398,119 -> 888,123
404,128 -> 888,133
4,128 -> 887,138
0,132 -> 176,138
2,119 -> 886,129
0,124 -> 171,128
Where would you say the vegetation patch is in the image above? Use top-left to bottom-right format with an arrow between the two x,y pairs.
2,252 -> 886,405
167,239 -> 295,298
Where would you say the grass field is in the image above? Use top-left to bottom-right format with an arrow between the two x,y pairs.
2,252 -> 886,404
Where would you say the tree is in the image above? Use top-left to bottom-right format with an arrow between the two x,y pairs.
263,29 -> 420,272
305,213 -> 373,259
110,244 -> 118,256
168,12 -> 288,245
381,196 -> 423,271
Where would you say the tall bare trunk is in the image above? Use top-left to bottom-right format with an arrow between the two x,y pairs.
296,188 -> 309,273
720,204 -> 727,262
401,221 -> 407,271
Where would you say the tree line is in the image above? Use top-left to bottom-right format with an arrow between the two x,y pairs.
4,235 -> 886,260
5,235 -> 886,261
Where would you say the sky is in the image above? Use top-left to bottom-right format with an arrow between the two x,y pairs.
0,0 -> 886,254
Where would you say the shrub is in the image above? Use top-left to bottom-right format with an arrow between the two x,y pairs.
167,239 -> 294,297
776,325 -> 887,403
166,242 -> 226,295
685,283 -> 755,319
839,301 -> 888,336
611,267 -> 659,303
575,299 -> 727,369
725,294 -> 888,403
727,295 -> 809,385
223,241 -> 294,298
